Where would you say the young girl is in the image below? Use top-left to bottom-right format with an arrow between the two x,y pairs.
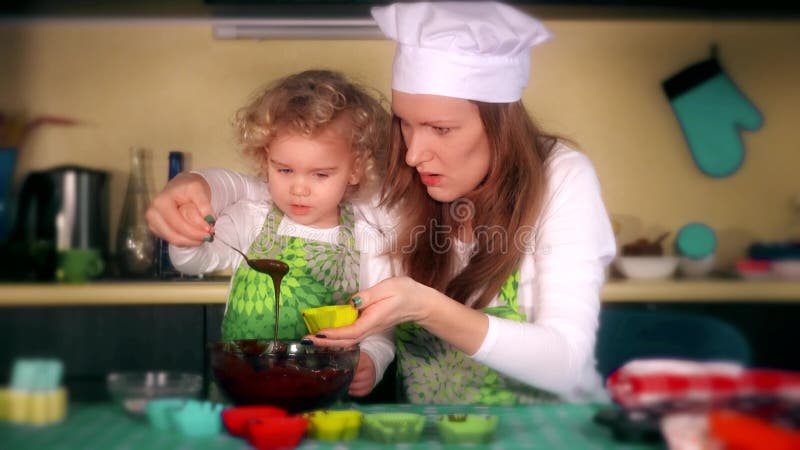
148,2 -> 616,404
163,70 -> 395,395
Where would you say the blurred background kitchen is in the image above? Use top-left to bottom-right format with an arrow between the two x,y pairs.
0,0 -> 798,405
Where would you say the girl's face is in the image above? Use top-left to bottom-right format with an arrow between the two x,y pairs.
392,90 -> 491,203
266,120 -> 360,228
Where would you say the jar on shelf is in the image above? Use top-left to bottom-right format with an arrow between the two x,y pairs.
116,147 -> 158,278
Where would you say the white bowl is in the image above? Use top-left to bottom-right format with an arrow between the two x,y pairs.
771,260 -> 800,280
614,256 -> 679,280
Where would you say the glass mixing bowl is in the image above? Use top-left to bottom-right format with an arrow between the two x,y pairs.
106,371 -> 202,416
209,340 -> 359,413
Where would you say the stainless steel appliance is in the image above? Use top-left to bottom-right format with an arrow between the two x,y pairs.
4,165 -> 109,280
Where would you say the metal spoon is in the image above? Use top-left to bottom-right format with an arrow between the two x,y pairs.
212,235 -> 289,276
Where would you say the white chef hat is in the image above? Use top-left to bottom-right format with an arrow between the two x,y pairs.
371,1 -> 553,103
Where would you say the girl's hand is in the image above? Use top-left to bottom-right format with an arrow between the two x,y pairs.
309,277 -> 437,347
349,353 -> 377,397
145,172 -> 215,247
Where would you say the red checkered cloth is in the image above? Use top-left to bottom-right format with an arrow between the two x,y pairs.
607,359 -> 800,410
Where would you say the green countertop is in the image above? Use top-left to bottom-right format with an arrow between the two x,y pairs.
1,402 -> 664,450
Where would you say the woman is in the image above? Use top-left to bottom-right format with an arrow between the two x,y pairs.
147,1 -> 616,403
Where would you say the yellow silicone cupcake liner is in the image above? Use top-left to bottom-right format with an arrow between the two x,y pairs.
301,305 -> 358,335
303,409 -> 363,440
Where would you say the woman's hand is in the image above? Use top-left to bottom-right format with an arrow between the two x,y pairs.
309,277 -> 435,348
145,172 -> 215,247
310,276 -> 490,355
349,353 -> 377,397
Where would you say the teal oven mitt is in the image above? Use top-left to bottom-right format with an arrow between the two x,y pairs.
662,54 -> 763,177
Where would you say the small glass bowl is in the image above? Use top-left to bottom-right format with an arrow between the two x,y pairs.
106,371 -> 202,416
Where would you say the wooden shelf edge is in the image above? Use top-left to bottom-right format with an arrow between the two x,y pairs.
0,282 -> 230,306
1,279 -> 800,306
602,279 -> 800,302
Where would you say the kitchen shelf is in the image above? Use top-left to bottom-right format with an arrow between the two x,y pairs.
602,279 -> 800,302
2,279 -> 800,306
0,281 -> 230,306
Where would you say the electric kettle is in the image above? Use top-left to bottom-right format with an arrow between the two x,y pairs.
4,165 -> 109,280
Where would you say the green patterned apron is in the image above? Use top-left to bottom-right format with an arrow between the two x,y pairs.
396,270 -> 557,404
221,204 -> 359,341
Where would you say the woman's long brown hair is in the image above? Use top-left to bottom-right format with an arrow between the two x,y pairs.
381,101 -> 556,309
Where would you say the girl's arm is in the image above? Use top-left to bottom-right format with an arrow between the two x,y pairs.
193,169 -> 269,213
146,169 -> 266,247
169,200 -> 267,275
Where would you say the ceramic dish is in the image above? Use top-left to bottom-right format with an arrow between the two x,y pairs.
437,414 -> 499,444
614,256 -> 679,280
304,409 -> 363,440
301,305 -> 358,335
735,259 -> 772,281
771,260 -> 800,280
361,412 -> 425,443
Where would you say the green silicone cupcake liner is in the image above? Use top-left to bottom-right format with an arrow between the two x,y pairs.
362,412 -> 425,443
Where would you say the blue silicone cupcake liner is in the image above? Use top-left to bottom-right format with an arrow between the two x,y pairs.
168,400 -> 225,437
145,398 -> 187,431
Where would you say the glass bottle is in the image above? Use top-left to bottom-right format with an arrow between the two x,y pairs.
116,147 -> 158,278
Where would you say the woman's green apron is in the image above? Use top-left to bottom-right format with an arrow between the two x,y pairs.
396,270 -> 556,404
222,204 -> 359,341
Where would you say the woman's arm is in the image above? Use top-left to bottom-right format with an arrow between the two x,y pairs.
311,149 -> 615,398
471,150 -> 616,398
352,200 -> 398,387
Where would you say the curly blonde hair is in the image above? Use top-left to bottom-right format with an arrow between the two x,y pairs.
236,70 -> 389,200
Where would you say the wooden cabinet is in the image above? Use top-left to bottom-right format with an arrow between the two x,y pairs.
1,281 -> 798,402
0,305 -> 206,401
0,300 -> 398,403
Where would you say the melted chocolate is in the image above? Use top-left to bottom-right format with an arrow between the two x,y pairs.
246,259 -> 289,341
210,340 -> 358,413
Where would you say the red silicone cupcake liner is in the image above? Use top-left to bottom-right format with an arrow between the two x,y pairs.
246,416 -> 309,450
222,405 -> 288,437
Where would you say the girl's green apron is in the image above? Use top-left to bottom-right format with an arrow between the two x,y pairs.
222,204 -> 359,341
396,270 -> 556,404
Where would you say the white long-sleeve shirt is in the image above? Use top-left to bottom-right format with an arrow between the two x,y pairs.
193,143 -> 616,400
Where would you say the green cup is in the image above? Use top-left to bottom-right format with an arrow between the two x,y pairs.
56,249 -> 105,283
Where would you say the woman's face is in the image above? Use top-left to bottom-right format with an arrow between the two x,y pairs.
392,91 -> 491,203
